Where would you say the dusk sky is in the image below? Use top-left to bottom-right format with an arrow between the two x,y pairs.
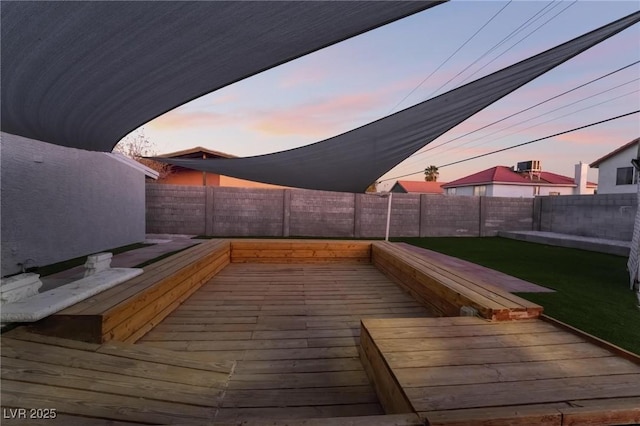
135,1 -> 640,191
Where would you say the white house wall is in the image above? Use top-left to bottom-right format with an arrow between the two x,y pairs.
449,184 -> 578,198
449,186 -> 475,196
491,184 -> 533,198
595,143 -> 638,194
1,132 -> 146,276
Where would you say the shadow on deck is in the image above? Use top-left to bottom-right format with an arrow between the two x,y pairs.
1,240 -> 637,425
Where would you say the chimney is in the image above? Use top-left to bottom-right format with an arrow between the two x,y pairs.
574,162 -> 588,195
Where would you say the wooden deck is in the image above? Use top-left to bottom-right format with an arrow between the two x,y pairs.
360,316 -> 640,426
136,262 -> 436,422
372,242 -> 542,320
3,240 -> 636,424
0,327 -> 234,424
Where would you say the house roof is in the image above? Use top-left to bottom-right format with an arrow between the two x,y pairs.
157,147 -> 236,159
392,180 -> 446,194
589,137 -> 639,168
442,166 -> 596,188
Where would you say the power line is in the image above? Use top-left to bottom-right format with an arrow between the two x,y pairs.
438,110 -> 639,167
424,1 -> 563,99
378,110 -> 639,182
407,60 -> 640,159
387,1 -> 512,114
457,0 -> 579,86
424,80 -> 640,162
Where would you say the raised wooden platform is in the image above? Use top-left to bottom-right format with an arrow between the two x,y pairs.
29,239 -> 230,343
0,327 -> 234,424
25,239 -> 542,345
230,239 -> 372,263
360,316 -> 640,426
137,262 -> 436,422
372,241 -> 542,320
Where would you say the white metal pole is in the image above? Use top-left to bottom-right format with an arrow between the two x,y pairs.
385,192 -> 393,242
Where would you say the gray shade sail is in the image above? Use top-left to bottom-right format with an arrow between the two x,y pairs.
155,12 -> 640,193
1,1 -> 442,152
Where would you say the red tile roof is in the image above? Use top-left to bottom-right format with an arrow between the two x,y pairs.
590,137 -> 639,168
393,180 -> 446,194
442,166 -> 596,188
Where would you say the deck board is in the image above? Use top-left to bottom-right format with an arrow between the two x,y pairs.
137,262 -> 436,420
361,317 -> 640,426
0,329 -> 233,424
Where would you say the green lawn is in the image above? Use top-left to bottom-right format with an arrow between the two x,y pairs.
395,237 -> 640,355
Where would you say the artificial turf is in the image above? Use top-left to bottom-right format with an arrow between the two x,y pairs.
396,236 -> 640,355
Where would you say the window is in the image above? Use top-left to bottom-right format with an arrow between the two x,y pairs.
616,167 -> 636,185
446,187 -> 456,195
549,192 -> 560,196
473,185 -> 486,196
533,186 -> 540,196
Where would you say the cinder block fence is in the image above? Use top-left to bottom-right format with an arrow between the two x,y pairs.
145,184 -> 535,238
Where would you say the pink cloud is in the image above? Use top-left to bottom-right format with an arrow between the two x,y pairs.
251,92 -> 386,137
148,111 -> 233,130
280,65 -> 331,89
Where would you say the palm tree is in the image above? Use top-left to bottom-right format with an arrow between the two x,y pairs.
424,165 -> 439,182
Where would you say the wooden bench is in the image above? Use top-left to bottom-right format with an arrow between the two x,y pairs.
230,239 -> 372,263
360,316 -> 640,426
30,239 -> 230,343
371,241 -> 542,321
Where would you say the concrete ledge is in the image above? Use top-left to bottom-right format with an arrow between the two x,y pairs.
498,231 -> 630,256
0,268 -> 143,322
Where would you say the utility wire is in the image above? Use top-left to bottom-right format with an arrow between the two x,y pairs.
457,0 -> 579,86
387,1 -> 512,114
378,110 -> 639,182
437,110 -> 639,168
424,1 -> 563,98
409,60 -> 640,158
423,79 -> 640,162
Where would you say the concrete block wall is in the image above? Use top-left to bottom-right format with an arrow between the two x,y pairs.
481,197 -> 534,237
421,196 -> 480,237
210,187 -> 284,237
390,194 -> 421,237
355,193 -> 388,238
289,190 -> 355,237
537,193 -> 636,241
355,193 -> 421,238
146,184 -> 205,235
145,185 -> 543,239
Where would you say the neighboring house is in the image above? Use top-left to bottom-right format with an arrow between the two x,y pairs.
390,180 -> 446,194
155,147 -> 283,189
441,162 -> 596,197
590,137 -> 639,194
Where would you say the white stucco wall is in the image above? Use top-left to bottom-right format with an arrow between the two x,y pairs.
594,143 -> 638,194
445,186 -> 475,196
447,183 -> 586,198
491,184 -> 533,198
1,132 -> 146,276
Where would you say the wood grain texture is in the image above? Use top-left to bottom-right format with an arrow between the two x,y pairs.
29,239 -> 231,343
137,262 -> 435,421
371,242 -> 542,320
0,329 -> 231,425
361,316 -> 640,426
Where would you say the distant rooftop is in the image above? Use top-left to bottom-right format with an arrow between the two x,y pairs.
391,180 -> 446,194
442,166 -> 596,188
590,137 -> 639,168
